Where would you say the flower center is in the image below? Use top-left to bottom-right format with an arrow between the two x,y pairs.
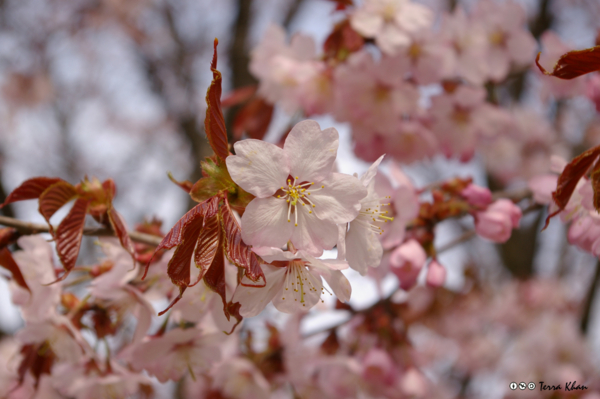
280,260 -> 331,306
277,176 -> 325,227
358,195 -> 394,235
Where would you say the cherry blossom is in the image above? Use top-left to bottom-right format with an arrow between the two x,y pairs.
350,0 -> 433,55
226,120 -> 367,256
232,246 -> 351,315
473,199 -> 522,243
389,239 -> 427,290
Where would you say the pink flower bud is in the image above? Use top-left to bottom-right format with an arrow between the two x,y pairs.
460,184 -> 492,208
426,259 -> 446,288
474,199 -> 522,243
389,239 -> 427,290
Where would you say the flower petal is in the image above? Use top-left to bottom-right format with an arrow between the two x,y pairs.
322,270 -> 352,302
272,267 -> 322,313
241,197 -> 293,248
284,120 -> 339,183
346,222 -> 383,275
227,139 -> 290,198
310,173 -> 368,224
360,155 -> 385,186
232,264 -> 286,317
252,246 -> 297,262
290,208 -> 338,256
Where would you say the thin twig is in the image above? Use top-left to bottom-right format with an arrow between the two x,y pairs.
0,215 -> 162,246
580,259 -> 600,334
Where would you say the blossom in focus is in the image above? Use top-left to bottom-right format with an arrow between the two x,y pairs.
226,120 -> 367,256
474,199 -> 522,243
232,246 -> 351,315
350,0 -> 433,55
341,155 -> 391,275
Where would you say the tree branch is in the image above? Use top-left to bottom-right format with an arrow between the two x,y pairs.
580,258 -> 600,334
0,215 -> 162,247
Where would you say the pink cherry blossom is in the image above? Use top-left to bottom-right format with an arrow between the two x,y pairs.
226,120 -> 367,256
473,199 -> 522,243
124,327 -> 221,383
350,0 -> 433,55
389,239 -> 427,290
232,246 -> 351,315
334,51 -> 419,137
425,259 -> 446,288
460,184 -> 492,208
343,155 -> 390,275
212,358 -> 271,399
472,0 -> 536,82
439,8 -> 489,85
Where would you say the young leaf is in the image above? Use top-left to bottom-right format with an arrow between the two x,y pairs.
54,198 -> 90,281
202,228 -> 228,316
221,85 -> 257,107
167,172 -> 193,193
1,177 -> 65,208
0,247 -> 30,292
38,181 -> 77,228
205,38 -> 229,161
190,157 -> 236,203
166,211 -> 204,289
536,46 -> 600,79
220,197 -> 265,284
194,211 -> 221,281
324,19 -> 364,61
143,196 -> 220,279
107,207 -> 136,261
543,145 -> 600,228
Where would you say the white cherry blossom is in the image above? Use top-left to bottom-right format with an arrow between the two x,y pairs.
226,120 -> 367,256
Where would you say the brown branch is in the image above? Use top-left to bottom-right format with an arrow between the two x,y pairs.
580,258 -> 600,334
0,215 -> 162,246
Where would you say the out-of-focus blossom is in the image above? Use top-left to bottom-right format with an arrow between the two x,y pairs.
226,120 -> 367,256
425,259 -> 446,288
397,29 -> 454,84
334,51 -> 419,137
389,239 -> 427,290
439,8 -> 488,85
460,184 -> 492,208
350,0 -> 433,55
232,247 -> 351,315
429,85 -> 513,160
212,358 -> 271,399
124,327 -> 221,383
474,199 -> 522,243
472,0 -> 536,82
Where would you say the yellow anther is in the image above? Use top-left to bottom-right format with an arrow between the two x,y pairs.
295,176 -> 299,179
309,211 -> 312,214
295,223 -> 298,226
312,204 -> 315,208
288,219 -> 291,222
321,185 -> 324,188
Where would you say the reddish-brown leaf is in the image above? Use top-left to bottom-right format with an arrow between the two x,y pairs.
1,177 -> 64,208
536,46 -> 600,80
166,212 -> 204,289
544,145 -> 600,229
107,207 -> 136,261
167,172 -> 193,193
143,196 -> 220,279
233,97 -> 274,140
220,197 -> 265,283
326,0 -> 353,10
224,301 -> 243,334
54,198 -> 90,281
38,181 -> 77,229
324,19 -> 364,61
205,38 -> 229,161
0,247 -> 30,292
221,85 -> 257,107
158,286 -> 187,317
17,344 -> 55,388
0,227 -> 20,249
203,227 -> 228,315
193,212 -> 221,282
591,157 -> 600,213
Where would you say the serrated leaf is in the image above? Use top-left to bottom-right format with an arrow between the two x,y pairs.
220,197 -> 265,283
0,247 -> 30,292
107,207 -> 136,262
143,196 -> 220,279
54,198 -> 90,282
205,38 -> 229,161
202,229 -> 228,315
38,181 -> 77,230
1,177 -> 65,208
166,210 -> 204,289
536,46 -> 600,79
194,212 -> 220,281
543,145 -> 600,229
